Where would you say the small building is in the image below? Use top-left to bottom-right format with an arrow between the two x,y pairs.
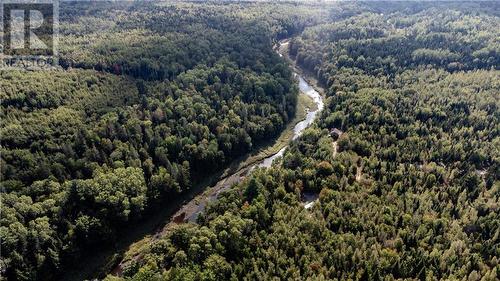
329,128 -> 343,140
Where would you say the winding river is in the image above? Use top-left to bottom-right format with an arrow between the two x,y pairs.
106,40 -> 325,278
258,75 -> 324,168
182,43 -> 325,223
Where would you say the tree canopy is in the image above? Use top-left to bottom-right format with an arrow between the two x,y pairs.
0,1 -> 327,280
1,1 -> 498,281
110,2 -> 499,281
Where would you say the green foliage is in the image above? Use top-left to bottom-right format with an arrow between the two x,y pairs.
71,167 -> 147,222
0,1 -> 326,279
120,2 -> 499,281
2,1 -> 499,280
290,3 -> 499,86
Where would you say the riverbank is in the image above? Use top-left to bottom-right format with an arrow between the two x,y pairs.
278,40 -> 326,99
59,58 -> 316,281
105,39 -> 326,278
111,86 -> 317,273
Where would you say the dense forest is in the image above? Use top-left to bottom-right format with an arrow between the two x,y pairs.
105,2 -> 499,281
0,2 -> 330,280
1,1 -> 499,281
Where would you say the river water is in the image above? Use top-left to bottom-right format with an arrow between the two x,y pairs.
186,64 -> 324,222
109,42 -> 326,278
258,75 -> 324,168
74,40 -> 326,280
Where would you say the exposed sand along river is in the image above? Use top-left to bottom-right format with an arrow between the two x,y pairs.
108,39 -> 325,278
183,74 -> 325,223
183,42 -> 325,223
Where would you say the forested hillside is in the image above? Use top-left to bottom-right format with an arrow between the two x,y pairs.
113,2 -> 500,281
290,1 -> 499,83
0,2 -> 330,280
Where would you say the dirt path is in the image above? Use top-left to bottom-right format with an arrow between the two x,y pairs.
356,166 -> 362,182
332,141 -> 338,157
